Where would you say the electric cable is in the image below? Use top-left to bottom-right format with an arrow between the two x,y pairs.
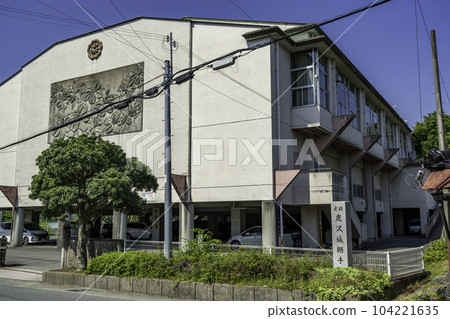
107,0 -> 164,68
416,0 -> 450,109
0,0 -> 392,152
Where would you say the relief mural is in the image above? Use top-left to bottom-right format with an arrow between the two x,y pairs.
48,62 -> 144,142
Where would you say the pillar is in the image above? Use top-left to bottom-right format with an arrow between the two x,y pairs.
151,208 -> 161,241
364,162 -> 376,240
380,170 -> 393,238
301,205 -> 321,248
180,203 -> 194,247
10,207 -> 24,247
113,210 -> 126,240
262,201 -> 277,247
0,211 -> 3,222
231,207 -> 245,237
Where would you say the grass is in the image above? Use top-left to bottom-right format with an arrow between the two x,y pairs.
427,259 -> 449,277
394,259 -> 448,301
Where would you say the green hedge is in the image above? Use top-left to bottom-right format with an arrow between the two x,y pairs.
86,230 -> 391,300
424,238 -> 448,264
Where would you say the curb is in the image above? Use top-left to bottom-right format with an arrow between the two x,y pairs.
41,270 -> 315,301
41,270 -> 429,301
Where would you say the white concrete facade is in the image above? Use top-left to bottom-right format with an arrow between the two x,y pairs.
0,17 -> 433,247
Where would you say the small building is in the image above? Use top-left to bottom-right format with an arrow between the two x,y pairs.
0,17 -> 436,247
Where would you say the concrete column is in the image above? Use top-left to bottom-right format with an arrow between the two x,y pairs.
380,171 -> 393,238
359,90 -> 366,133
231,207 -> 245,237
364,162 -> 376,240
0,211 -> 3,222
329,59 -> 337,115
151,208 -> 161,241
301,205 -> 321,248
10,207 -> 24,247
113,210 -> 126,240
180,203 -> 194,246
262,201 -> 277,247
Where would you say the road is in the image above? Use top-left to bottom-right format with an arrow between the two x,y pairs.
4,243 -> 61,272
0,277 -> 179,301
1,243 -> 182,301
361,216 -> 443,251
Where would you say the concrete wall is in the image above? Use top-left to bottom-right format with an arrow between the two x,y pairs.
391,166 -> 435,235
190,22 -> 274,202
0,73 -> 21,209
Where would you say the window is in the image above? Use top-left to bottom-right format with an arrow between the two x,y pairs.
353,184 -> 364,198
385,117 -> 397,149
291,50 -> 329,109
318,57 -> 329,109
336,72 -> 360,129
374,189 -> 382,201
365,98 -> 379,138
291,50 -> 315,107
399,131 -> 408,158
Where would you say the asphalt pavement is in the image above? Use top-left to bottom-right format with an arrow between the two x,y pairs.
0,240 -> 182,301
0,277 -> 177,301
361,216 -> 443,251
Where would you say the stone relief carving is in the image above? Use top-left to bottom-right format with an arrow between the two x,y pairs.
48,62 -> 144,142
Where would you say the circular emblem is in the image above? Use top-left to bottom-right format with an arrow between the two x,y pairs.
87,39 -> 103,60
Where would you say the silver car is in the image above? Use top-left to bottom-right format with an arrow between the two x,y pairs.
228,226 -> 294,247
0,222 -> 49,245
126,222 -> 152,240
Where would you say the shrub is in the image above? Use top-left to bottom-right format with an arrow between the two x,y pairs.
308,267 -> 391,301
424,238 -> 448,264
85,231 -> 392,300
86,251 -> 170,278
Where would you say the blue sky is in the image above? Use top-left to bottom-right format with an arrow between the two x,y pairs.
1,0 -> 449,128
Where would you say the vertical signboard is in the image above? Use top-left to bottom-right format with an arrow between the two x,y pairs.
331,201 -> 352,267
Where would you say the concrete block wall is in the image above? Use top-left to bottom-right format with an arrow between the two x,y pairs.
42,271 -> 319,301
42,270 -> 428,301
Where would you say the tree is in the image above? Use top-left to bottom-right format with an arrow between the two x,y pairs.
29,135 -> 158,270
413,111 -> 450,159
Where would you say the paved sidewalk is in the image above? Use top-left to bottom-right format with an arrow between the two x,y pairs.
0,268 -> 42,281
0,243 -> 60,282
3,244 -> 61,272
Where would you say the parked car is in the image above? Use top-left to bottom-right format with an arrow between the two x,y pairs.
0,222 -> 49,245
408,218 -> 421,235
227,226 -> 297,247
101,222 -> 152,240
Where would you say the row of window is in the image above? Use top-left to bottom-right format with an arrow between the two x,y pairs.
352,183 -> 382,201
291,49 -> 409,151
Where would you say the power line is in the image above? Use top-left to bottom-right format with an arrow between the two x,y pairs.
107,0 -> 164,68
228,0 -> 267,31
416,0 -> 450,109
171,0 -> 391,79
0,0 -> 391,152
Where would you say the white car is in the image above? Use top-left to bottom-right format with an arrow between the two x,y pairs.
126,222 -> 152,240
0,222 -> 49,245
227,226 -> 295,247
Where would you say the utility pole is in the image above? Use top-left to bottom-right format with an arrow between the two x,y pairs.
431,29 -> 450,272
431,30 -> 446,151
163,33 -> 173,259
